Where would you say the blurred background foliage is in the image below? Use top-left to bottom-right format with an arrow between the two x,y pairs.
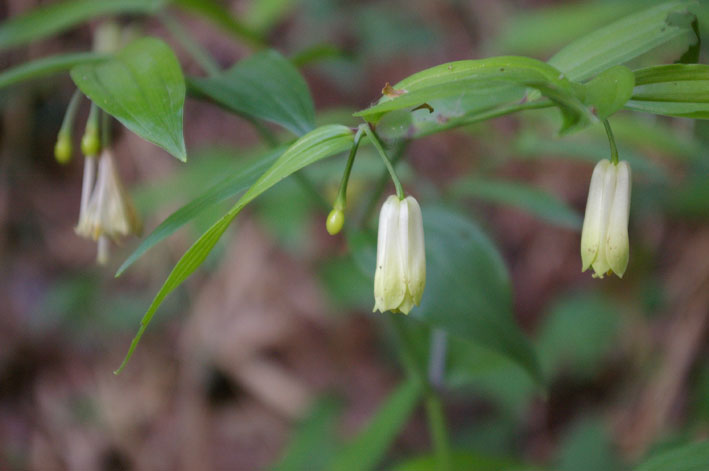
0,0 -> 708,470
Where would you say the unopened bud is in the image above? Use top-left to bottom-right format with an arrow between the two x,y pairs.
54,134 -> 72,164
326,208 -> 345,235
81,130 -> 100,156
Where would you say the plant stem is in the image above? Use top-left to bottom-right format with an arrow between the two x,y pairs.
160,13 -> 221,77
364,124 -> 405,200
602,119 -> 619,165
59,88 -> 83,135
334,127 -> 364,209
357,140 -> 408,227
388,317 -> 451,471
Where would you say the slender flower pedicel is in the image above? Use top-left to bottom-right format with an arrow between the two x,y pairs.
373,195 -> 426,314
580,159 -> 631,278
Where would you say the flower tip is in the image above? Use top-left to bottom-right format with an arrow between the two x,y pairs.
54,134 -> 72,164
81,132 -> 100,157
326,208 -> 345,235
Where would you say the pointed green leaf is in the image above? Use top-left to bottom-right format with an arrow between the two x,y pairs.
331,380 -> 422,471
548,1 -> 698,81
634,441 -> 709,471
0,52 -> 106,90
115,125 -> 353,373
451,178 -> 582,230
0,0 -> 166,50
189,50 -> 316,136
354,56 -> 593,135
116,146 -> 287,277
71,37 -> 187,161
626,64 -> 709,118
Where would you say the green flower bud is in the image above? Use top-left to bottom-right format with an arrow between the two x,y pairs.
373,195 -> 426,314
54,133 -> 72,164
81,131 -> 100,156
326,208 -> 345,235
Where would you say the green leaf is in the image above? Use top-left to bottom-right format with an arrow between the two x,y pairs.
0,52 -> 106,90
537,293 -> 620,378
0,0 -> 165,50
414,207 -> 543,386
348,206 -> 543,386
354,56 -> 593,135
584,65 -> 635,119
171,0 -> 264,47
634,441 -> 709,471
331,379 -> 421,471
625,64 -> 709,118
450,178 -> 582,230
114,125 -> 354,373
189,50 -> 316,136
272,397 -> 342,471
116,145 -> 286,277
71,37 -> 187,161
491,1 -> 642,56
557,418 -> 621,471
548,1 -> 698,81
393,450 -> 527,471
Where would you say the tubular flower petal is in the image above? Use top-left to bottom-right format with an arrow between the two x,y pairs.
373,195 -> 426,314
76,150 -> 141,241
580,159 -> 632,279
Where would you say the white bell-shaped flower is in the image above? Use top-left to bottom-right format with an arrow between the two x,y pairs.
580,159 -> 631,278
76,150 -> 141,241
373,195 -> 426,314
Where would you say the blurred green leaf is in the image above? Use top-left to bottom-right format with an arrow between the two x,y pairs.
514,130 -> 668,183
416,207 -> 543,386
536,293 -> 620,378
71,38 -> 187,160
115,125 -> 354,373
634,441 -> 709,471
584,65 -> 635,119
272,397 -> 342,471
355,56 -> 593,135
0,0 -> 165,50
172,0 -> 264,47
548,1 -> 698,81
626,64 -> 709,118
189,50 -> 316,136
331,379 -> 421,471
117,146 -> 287,276
445,336 -> 536,415
0,52 -> 106,90
392,450 -> 526,471
349,206 -> 543,386
492,1 -> 641,56
557,418 -> 621,471
451,178 -> 582,230
244,0 -> 294,33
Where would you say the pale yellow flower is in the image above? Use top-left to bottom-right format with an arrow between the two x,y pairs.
373,195 -> 426,314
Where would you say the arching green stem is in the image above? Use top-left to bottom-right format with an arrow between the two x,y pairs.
603,119 -> 618,165
364,123 -> 405,200
333,126 -> 364,210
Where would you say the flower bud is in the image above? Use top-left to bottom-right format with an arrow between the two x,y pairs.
580,159 -> 631,279
54,133 -> 72,164
373,195 -> 426,314
326,208 -> 345,235
81,130 -> 100,156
